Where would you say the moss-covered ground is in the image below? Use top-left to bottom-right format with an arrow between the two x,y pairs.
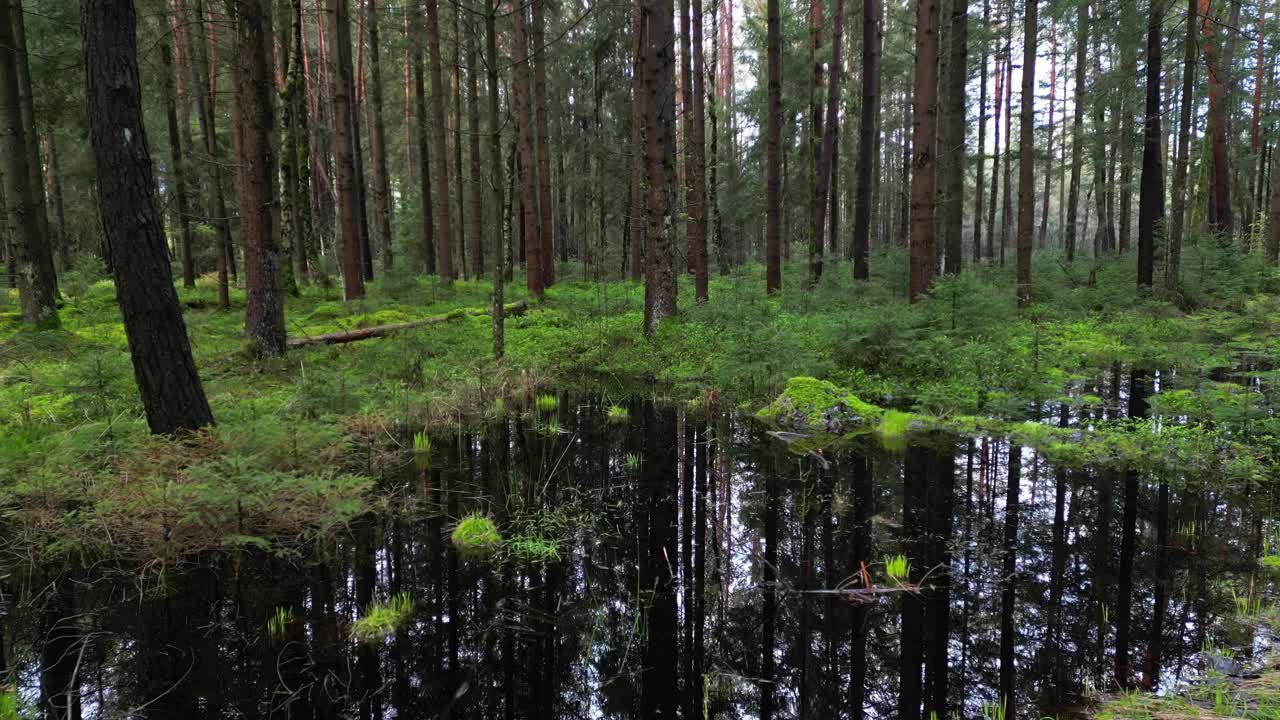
3,245 -> 1280,574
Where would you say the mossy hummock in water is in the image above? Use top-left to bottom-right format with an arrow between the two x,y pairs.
351,592 -> 414,643
412,431 -> 432,469
756,377 -> 1258,480
450,514 -> 503,557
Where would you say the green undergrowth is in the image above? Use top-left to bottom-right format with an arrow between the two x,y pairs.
3,244 -> 1280,568
1092,671 -> 1280,719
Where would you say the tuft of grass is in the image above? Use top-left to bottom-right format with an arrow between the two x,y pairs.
451,514 -> 503,557
624,452 -> 641,472
509,535 -> 560,563
535,394 -> 559,412
412,431 -> 431,469
493,397 -> 507,415
352,592 -> 414,643
606,404 -> 630,423
884,554 -> 911,583
266,606 -> 295,642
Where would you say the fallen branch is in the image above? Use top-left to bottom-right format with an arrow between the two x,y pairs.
286,300 -> 530,349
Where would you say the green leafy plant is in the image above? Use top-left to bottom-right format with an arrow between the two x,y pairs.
536,394 -> 559,412
607,405 -> 630,423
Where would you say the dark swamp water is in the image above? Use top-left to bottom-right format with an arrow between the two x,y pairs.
12,395 -> 1280,719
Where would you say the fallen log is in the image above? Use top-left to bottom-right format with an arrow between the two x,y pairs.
286,300 -> 530,349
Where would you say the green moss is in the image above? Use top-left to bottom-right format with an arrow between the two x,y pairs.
755,376 -> 883,435
451,514 -> 502,557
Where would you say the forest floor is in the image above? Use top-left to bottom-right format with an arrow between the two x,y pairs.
2,244 -> 1279,576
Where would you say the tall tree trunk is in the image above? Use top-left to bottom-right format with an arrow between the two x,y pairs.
81,0 -> 214,435
999,444 -> 1021,720
640,404 -> 680,719
282,0 -> 312,285
936,0 -> 968,275
427,0 -> 455,281
328,0 -> 366,298
628,0 -> 646,282
987,53 -> 1003,260
851,0 -> 880,279
807,0 -> 824,282
642,0 -> 678,333
1090,31 -> 1112,256
45,135 -> 69,272
1268,140 -> 1280,264
532,0 -> 555,286
9,0 -> 54,290
812,0 -> 845,284
907,0 -> 941,302
1117,27 -> 1137,253
453,4 -> 466,278
1202,0 -> 1233,238
184,0 -> 231,307
923,439 -> 954,719
1115,370 -> 1149,689
411,15 -> 437,275
689,0 -> 709,300
1137,0 -> 1163,289
709,0 -> 725,272
160,31 -> 195,288
366,0 -> 393,271
1065,0 -> 1087,262
1014,0 -> 1036,307
1037,20 -> 1057,249
235,0 -> 285,355
513,0 -> 541,298
972,0 -> 988,264
999,38 -> 1012,265
467,23 -> 485,277
757,463 -> 779,719
765,0 -> 782,293
351,25 -> 372,282
1248,0 -> 1267,229
899,445 -> 928,720
0,0 -> 56,326
485,0 -> 505,357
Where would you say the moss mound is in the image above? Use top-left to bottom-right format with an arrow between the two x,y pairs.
755,376 -> 883,436
450,514 -> 503,557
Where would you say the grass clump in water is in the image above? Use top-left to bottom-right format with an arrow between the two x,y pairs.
412,431 -> 432,469
884,554 -> 911,584
607,404 -> 630,423
536,394 -> 559,413
451,514 -> 503,557
509,536 -> 560,563
352,592 -> 414,643
266,606 -> 295,642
